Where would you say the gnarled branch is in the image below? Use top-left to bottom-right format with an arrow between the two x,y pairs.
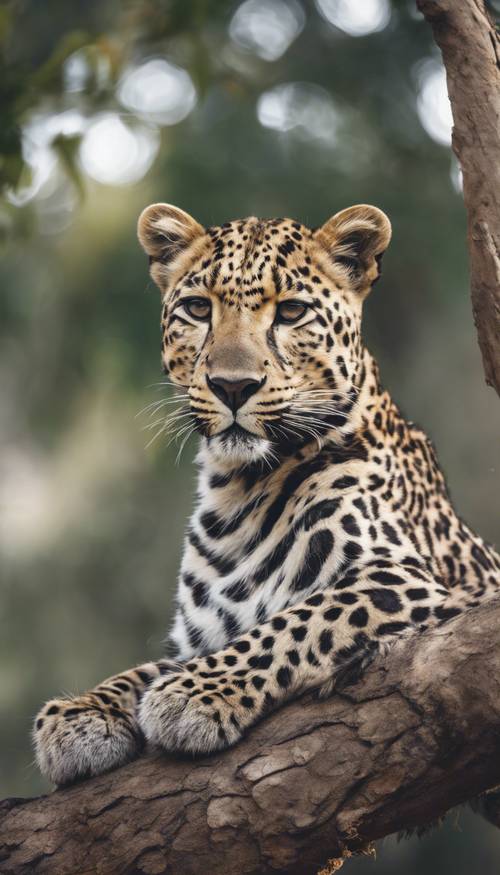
2,598 -> 500,875
417,0 -> 500,397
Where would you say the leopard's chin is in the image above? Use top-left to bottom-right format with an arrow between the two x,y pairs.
207,424 -> 272,465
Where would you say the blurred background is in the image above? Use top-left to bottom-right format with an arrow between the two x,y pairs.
1,0 -> 499,869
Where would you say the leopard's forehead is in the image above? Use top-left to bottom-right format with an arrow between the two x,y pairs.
175,216 -> 327,311
206,216 -> 310,252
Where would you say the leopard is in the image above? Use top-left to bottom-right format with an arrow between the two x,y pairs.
34,202 -> 500,786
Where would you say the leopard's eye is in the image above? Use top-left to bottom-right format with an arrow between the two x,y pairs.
183,297 -> 211,321
276,300 -> 309,325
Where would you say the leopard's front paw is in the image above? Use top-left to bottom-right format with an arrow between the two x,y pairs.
138,673 -> 247,755
34,694 -> 143,786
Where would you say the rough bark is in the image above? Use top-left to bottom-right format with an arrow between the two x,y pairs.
2,598 -> 500,875
417,0 -> 500,397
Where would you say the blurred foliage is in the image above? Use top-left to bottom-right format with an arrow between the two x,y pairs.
0,1 -> 499,871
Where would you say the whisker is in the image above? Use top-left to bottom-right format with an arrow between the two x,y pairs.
142,412 -> 193,432
175,425 -> 197,465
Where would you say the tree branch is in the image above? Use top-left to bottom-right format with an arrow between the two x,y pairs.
2,598 -> 500,875
417,0 -> 500,398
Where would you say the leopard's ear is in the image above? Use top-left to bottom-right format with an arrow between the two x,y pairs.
314,205 -> 391,296
137,203 -> 204,275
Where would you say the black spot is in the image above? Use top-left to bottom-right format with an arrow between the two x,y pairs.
252,675 -> 265,690
341,514 -> 361,537
366,588 -> 402,613
224,654 -> 237,666
307,648 -> 320,666
190,577 -> 209,608
36,718 -> 44,730
186,622 -> 204,650
318,630 -> 333,653
272,616 -> 287,631
368,474 -> 385,491
411,606 -> 430,623
210,472 -> 233,488
110,707 -> 124,720
65,707 -> 87,718
277,667 -> 292,688
306,593 -> 324,607
338,591 -> 358,605
294,608 -> 312,621
253,653 -> 273,670
262,636 -> 275,650
334,573 -> 357,590
223,580 -> 250,602
47,705 -> 60,716
370,570 -> 405,586
343,540 -> 363,561
220,608 -> 240,640
376,621 -> 409,635
381,521 -> 402,546
182,678 -> 195,689
291,625 -> 307,642
241,696 -> 255,709
406,587 -> 429,601
300,498 -> 340,531
435,606 -> 462,622
287,649 -> 300,666
349,606 -> 369,627
324,606 -> 342,621
332,475 -> 358,490
234,640 -> 251,653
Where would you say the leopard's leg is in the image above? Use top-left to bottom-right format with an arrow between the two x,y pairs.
34,658 -> 175,786
139,561 -> 453,754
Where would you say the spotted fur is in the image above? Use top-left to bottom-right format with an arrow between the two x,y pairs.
34,203 -> 500,786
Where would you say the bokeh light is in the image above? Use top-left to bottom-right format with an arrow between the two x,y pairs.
118,58 -> 197,126
416,58 -> 453,146
315,0 -> 391,36
79,113 -> 160,185
257,82 -> 339,142
63,49 -> 90,92
7,110 -> 86,206
229,0 -> 305,61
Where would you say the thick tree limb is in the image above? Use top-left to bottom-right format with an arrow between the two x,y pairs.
2,598 -> 500,874
417,0 -> 500,397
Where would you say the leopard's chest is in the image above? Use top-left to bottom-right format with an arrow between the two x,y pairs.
170,466 -> 370,658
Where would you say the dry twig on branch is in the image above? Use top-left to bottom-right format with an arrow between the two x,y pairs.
2,598 -> 500,875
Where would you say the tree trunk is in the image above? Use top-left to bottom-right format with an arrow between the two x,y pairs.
417,0 -> 500,398
2,598 -> 500,875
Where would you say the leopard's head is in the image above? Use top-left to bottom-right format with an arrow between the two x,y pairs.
138,204 -> 391,464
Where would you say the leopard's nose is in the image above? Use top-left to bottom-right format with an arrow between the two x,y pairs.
206,376 -> 265,413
